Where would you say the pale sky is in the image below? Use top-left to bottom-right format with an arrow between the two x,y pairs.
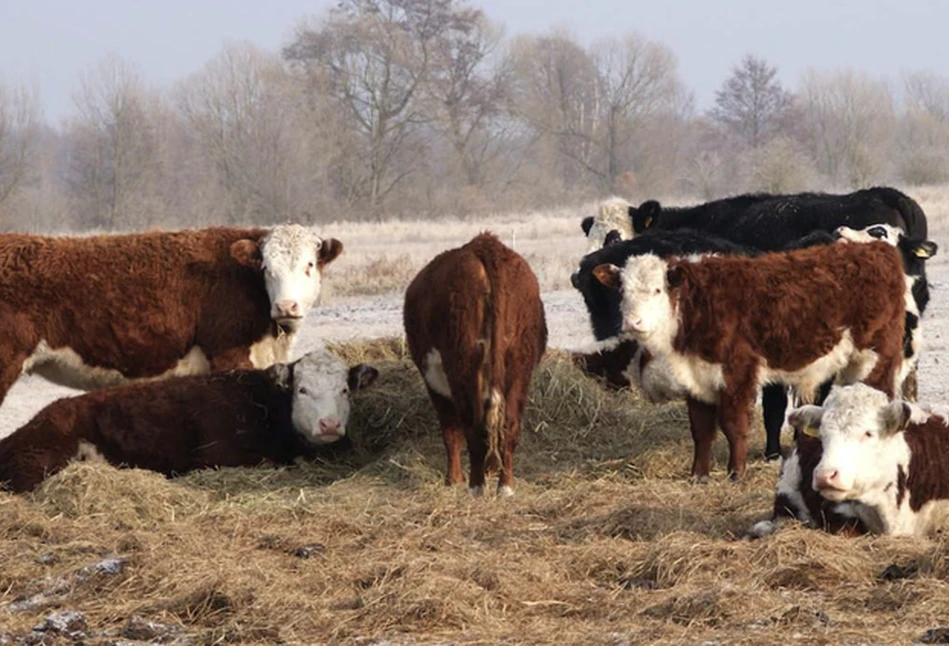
1,0 -> 946,123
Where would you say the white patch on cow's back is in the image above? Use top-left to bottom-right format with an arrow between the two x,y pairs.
74,440 -> 105,463
423,348 -> 452,399
22,341 -> 211,391
249,330 -> 296,369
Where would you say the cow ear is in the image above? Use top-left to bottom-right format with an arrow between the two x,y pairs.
318,238 -> 343,269
581,216 -> 594,236
665,265 -> 685,289
593,264 -> 622,289
788,405 -> 824,439
633,200 -> 661,232
915,240 -> 939,259
348,364 -> 379,391
231,239 -> 262,270
881,401 -> 911,436
267,363 -> 292,391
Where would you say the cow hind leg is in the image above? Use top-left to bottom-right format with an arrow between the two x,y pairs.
718,390 -> 754,481
427,390 -> 466,487
761,385 -> 788,461
686,397 -> 718,483
466,430 -> 488,496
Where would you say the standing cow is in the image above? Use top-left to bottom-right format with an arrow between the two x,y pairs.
0,224 -> 341,409
593,242 -> 906,480
404,233 -> 547,496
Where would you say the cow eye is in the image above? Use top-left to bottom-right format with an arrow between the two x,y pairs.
299,387 -> 308,395
864,431 -> 873,439
654,288 -> 660,294
869,227 -> 887,239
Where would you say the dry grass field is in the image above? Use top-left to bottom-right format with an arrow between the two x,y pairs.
3,190 -> 949,645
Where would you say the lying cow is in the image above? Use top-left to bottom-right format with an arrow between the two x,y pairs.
404,233 -> 547,496
0,225 -> 342,410
571,228 -> 835,460
0,346 -> 378,493
835,224 -> 938,400
593,241 -> 907,480
751,384 -> 949,537
598,187 -> 928,250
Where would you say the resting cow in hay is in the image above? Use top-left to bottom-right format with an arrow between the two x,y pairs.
0,347 -> 378,493
751,384 -> 949,537
404,233 -> 547,496
0,224 -> 342,410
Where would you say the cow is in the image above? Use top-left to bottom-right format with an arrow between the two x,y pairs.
571,228 -> 836,460
403,233 -> 547,496
835,224 -> 938,400
0,346 -> 379,493
751,384 -> 949,537
580,197 -> 635,253
617,187 -> 928,250
592,241 -> 907,480
0,225 -> 342,410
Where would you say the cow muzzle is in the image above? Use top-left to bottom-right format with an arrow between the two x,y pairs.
813,467 -> 849,500
315,418 -> 342,442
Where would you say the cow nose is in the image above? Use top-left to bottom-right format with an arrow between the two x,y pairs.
319,418 -> 341,435
273,300 -> 301,319
814,468 -> 840,489
626,317 -> 645,332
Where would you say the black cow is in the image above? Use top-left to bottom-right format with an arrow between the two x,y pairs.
625,187 -> 928,247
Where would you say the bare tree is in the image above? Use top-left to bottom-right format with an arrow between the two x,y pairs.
709,54 -> 794,150
66,55 -> 161,229
0,81 -> 40,211
898,70 -> 949,185
799,68 -> 895,187
285,0 -> 470,217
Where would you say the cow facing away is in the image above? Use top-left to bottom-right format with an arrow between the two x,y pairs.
0,225 -> 342,410
752,384 -> 949,537
0,347 -> 379,493
593,242 -> 907,480
404,233 -> 547,496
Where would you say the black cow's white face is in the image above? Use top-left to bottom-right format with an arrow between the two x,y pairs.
835,224 -> 938,264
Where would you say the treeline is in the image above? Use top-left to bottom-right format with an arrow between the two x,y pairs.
2,0 -> 949,232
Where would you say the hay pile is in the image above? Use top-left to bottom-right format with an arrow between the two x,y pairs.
2,338 -> 948,645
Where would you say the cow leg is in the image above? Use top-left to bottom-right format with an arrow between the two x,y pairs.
498,417 -> 519,497
427,390 -> 465,486
466,430 -> 488,496
686,397 -> 718,483
761,384 -> 787,461
718,390 -> 754,481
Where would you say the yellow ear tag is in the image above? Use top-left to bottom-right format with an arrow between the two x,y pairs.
915,248 -> 931,258
802,425 -> 820,438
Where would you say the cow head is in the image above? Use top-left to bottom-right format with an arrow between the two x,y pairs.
583,197 -> 635,253
631,200 -> 662,234
592,254 -> 679,351
834,224 -> 938,272
788,384 -> 911,504
268,347 -> 379,445
231,224 -> 343,331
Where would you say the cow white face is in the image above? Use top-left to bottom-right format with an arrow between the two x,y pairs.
582,198 -> 634,253
270,348 -> 378,445
232,225 -> 344,332
593,254 -> 677,349
790,384 -> 909,503
835,223 -> 902,245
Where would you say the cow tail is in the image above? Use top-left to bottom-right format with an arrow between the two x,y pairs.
476,260 -> 506,476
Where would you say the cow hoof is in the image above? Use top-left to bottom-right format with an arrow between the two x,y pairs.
746,520 -> 777,539
764,452 -> 781,462
689,474 -> 709,485
468,485 -> 484,497
497,485 -> 515,498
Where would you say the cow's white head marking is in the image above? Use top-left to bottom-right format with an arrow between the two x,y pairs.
268,347 -> 378,445
582,197 -> 634,253
231,224 -> 343,331
592,254 -> 679,350
789,384 -> 910,503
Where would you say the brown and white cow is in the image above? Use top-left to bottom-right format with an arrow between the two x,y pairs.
403,233 -> 547,496
0,225 -> 342,409
593,242 -> 907,480
0,346 -> 378,493
751,384 -> 949,537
